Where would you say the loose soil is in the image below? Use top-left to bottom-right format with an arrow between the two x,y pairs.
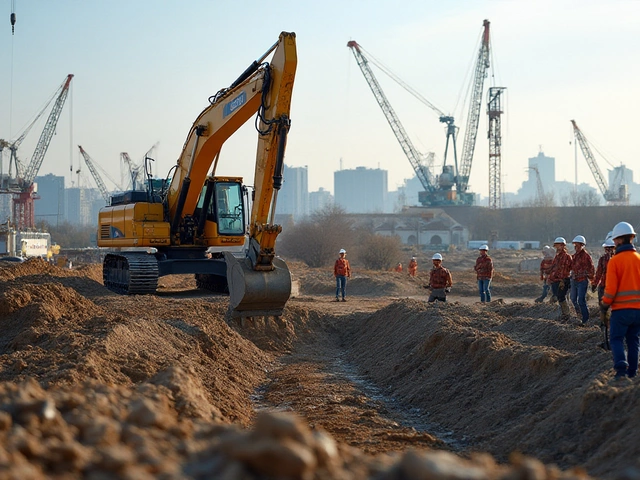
0,251 -> 637,479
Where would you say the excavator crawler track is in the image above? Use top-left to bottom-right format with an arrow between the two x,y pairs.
103,253 -> 159,295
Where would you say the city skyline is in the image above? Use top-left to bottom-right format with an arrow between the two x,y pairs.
1,1 -> 638,200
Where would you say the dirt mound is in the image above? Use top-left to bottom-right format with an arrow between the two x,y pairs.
0,256 -> 629,479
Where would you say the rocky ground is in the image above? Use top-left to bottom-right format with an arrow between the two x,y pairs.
0,250 -> 637,479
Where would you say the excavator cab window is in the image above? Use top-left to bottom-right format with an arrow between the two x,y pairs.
195,181 -> 245,236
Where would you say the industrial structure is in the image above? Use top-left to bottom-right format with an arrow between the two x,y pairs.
487,87 -> 506,209
78,146 -> 111,204
0,74 -> 74,229
347,19 -> 492,207
571,120 -> 629,205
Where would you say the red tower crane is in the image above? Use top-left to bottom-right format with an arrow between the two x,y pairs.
12,74 -> 73,230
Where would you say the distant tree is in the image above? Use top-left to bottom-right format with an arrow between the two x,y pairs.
43,221 -> 96,248
561,190 -> 601,207
357,234 -> 402,270
279,204 -> 355,267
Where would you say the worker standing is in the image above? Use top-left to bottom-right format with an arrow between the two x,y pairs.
394,262 -> 403,273
425,253 -> 452,303
592,238 -> 615,349
334,248 -> 351,302
535,246 -> 554,303
408,256 -> 418,277
569,235 -> 595,325
601,222 -> 640,382
548,237 -> 573,320
474,245 -> 493,302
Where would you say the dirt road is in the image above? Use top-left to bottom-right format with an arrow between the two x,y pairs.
0,253 -> 636,479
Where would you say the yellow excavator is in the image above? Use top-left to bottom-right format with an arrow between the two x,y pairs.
97,32 -> 297,318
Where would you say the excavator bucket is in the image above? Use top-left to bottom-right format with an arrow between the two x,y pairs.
224,252 -> 292,318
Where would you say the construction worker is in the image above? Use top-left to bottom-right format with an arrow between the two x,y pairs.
592,238 -> 615,349
334,248 -> 351,302
474,245 -> 493,302
548,237 -> 573,320
394,262 -> 403,273
569,235 -> 595,325
408,256 -> 418,277
535,246 -> 554,303
601,222 -> 640,382
425,253 -> 452,303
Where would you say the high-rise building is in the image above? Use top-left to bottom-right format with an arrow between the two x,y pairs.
66,187 -> 96,225
277,165 -> 308,221
34,174 -> 65,226
334,167 -> 388,213
309,187 -> 333,213
528,151 -> 555,185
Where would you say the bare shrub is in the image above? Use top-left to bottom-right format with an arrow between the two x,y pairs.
279,205 -> 354,267
357,234 -> 402,270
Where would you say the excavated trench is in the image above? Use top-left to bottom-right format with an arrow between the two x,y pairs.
1,258 -> 639,479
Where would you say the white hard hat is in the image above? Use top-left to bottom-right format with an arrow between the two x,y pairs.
572,235 -> 586,245
611,222 -> 636,240
432,253 -> 443,261
602,238 -> 615,247
606,231 -> 614,240
339,248 -> 346,254
411,256 -> 416,259
553,237 -> 566,245
479,245 -> 489,251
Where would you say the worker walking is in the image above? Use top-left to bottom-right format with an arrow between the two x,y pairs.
548,237 -> 573,320
334,248 -> 351,302
535,246 -> 554,303
592,238 -> 615,349
601,222 -> 640,382
425,253 -> 452,303
569,235 -> 595,325
408,256 -> 418,277
474,245 -> 493,302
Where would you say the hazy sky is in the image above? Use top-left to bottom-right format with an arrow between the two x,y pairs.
1,0 -> 638,199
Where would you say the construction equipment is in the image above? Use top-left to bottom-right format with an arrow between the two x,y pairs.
528,164 -> 546,205
97,32 -> 296,319
487,86 -> 505,209
78,146 -> 111,204
347,19 -> 491,206
3,75 -> 74,229
570,119 -> 629,205
346,40 -> 442,204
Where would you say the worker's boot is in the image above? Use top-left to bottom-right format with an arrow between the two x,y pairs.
559,301 -> 571,321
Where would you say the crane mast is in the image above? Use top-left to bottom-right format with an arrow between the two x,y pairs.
487,86 -> 505,209
528,165 -> 545,204
78,146 -> 110,203
570,119 -> 628,204
458,19 -> 491,193
12,74 -> 74,230
347,41 -> 436,194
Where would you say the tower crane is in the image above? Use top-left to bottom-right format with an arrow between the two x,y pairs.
120,152 -> 143,190
353,46 -> 459,172
487,86 -> 506,209
12,74 -> 74,230
570,119 -> 629,205
347,19 -> 492,206
347,40 -> 439,203
78,146 -> 111,204
458,19 -> 491,195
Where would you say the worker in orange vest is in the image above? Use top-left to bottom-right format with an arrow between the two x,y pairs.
601,222 -> 640,383
394,262 -> 403,273
334,249 -> 351,302
408,256 -> 418,277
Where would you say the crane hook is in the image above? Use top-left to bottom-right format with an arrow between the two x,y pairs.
10,12 -> 16,35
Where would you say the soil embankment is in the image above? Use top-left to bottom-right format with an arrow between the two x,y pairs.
0,252 -> 635,479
